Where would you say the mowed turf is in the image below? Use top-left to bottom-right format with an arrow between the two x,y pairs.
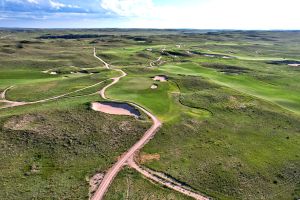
5,69 -> 120,101
159,62 -> 300,115
106,69 -> 210,121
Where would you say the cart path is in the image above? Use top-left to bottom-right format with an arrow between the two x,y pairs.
91,48 -> 209,200
127,156 -> 209,200
0,80 -> 107,110
91,49 -> 162,200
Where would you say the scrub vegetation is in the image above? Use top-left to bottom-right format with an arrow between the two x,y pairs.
0,28 -> 299,200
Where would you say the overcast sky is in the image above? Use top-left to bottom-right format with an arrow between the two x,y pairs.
0,0 -> 299,29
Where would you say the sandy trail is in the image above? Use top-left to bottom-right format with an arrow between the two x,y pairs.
91,50 -> 162,200
91,49 -> 209,200
127,156 -> 209,200
150,56 -> 162,67
1,47 -> 209,200
94,48 -> 110,69
1,86 -> 14,99
0,80 -> 107,110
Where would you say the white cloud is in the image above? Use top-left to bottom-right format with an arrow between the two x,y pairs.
49,0 -> 79,10
100,0 -> 154,17
5,0 -> 40,4
101,0 -> 300,29
27,0 -> 39,4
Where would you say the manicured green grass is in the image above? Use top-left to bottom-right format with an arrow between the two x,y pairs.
159,62 -> 300,114
5,69 -> 119,101
107,72 -> 210,121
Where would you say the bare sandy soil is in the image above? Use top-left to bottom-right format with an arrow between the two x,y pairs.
89,173 -> 104,200
138,153 -> 160,164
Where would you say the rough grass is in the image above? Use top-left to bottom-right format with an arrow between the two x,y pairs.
1,29 -> 300,200
105,167 -> 194,200
142,76 -> 300,200
0,102 -> 150,200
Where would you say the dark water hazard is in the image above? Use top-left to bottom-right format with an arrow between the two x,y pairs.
267,60 -> 300,65
101,102 -> 141,117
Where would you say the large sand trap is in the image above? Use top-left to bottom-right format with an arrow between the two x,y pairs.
91,102 -> 140,117
153,75 -> 168,82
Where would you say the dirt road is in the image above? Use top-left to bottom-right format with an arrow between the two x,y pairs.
91,50 -> 162,200
92,48 -> 210,200
0,80 -> 106,110
150,56 -> 162,67
127,156 -> 209,200
94,48 -> 110,69
0,86 -> 14,99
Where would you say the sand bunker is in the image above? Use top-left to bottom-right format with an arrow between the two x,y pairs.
153,75 -> 168,82
91,102 -> 140,117
222,56 -> 231,59
151,84 -> 158,89
50,72 -> 57,75
288,64 -> 300,67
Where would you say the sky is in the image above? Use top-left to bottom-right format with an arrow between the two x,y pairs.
0,0 -> 299,29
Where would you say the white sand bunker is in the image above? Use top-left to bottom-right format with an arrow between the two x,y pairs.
151,84 -> 158,89
153,75 -> 168,82
288,64 -> 300,67
91,102 -> 140,117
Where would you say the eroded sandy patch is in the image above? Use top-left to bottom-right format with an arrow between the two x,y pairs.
89,173 -> 104,199
4,114 -> 41,131
138,153 -> 160,164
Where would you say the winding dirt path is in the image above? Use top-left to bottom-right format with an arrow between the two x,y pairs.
92,49 -> 162,200
1,86 -> 14,99
150,56 -> 162,67
127,156 -> 209,200
0,47 -> 209,200
0,79 -> 107,110
94,48 -> 109,69
92,49 -> 209,200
